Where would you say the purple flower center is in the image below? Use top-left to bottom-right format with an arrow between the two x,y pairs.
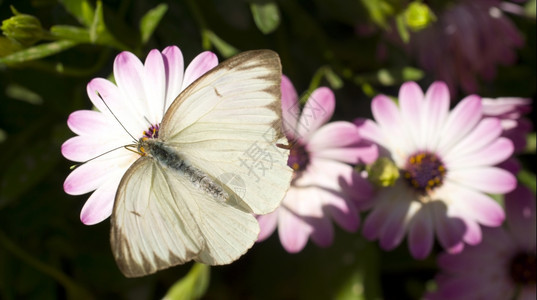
288,142 -> 309,172
143,124 -> 160,139
402,151 -> 446,194
510,252 -> 536,286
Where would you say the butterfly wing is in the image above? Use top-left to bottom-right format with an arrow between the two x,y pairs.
111,156 -> 259,277
159,50 -> 293,215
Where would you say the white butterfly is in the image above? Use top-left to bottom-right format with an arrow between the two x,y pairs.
110,50 -> 292,277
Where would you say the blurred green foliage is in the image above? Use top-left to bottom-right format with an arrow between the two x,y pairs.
0,0 -> 535,299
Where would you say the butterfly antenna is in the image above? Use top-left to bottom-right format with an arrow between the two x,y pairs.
70,144 -> 137,170
96,92 -> 138,143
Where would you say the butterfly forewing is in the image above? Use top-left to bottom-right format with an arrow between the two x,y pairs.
160,50 -> 293,215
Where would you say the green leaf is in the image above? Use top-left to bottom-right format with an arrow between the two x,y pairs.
525,132 -> 536,154
324,67 -> 344,89
0,40 -> 78,65
58,0 -> 95,27
49,25 -> 90,43
0,36 -> 23,57
89,0 -> 105,43
355,67 -> 424,86
518,169 -> 536,194
395,13 -> 410,43
5,84 -> 43,105
139,3 -> 168,44
163,263 -> 210,300
360,0 -> 394,28
250,2 -> 281,34
204,30 -> 239,58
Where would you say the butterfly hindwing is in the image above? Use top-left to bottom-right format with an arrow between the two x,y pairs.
111,156 -> 259,277
160,50 -> 293,215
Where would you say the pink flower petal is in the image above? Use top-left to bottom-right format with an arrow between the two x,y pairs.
306,158 -> 373,201
460,216 -> 482,246
307,121 -> 360,149
362,199 -> 392,240
162,46 -> 185,110
182,51 -> 218,89
408,203 -> 434,259
505,185 -> 536,249
370,95 -> 414,160
437,247 -> 500,273
442,118 -> 503,161
431,201 -> 466,253
278,204 -> 312,253
321,189 -> 360,232
446,137 -> 514,169
399,81 -> 424,147
422,81 -> 450,151
257,209 -> 278,242
309,215 -> 334,247
80,172 -> 123,225
86,78 -> 144,135
371,95 -> 402,134
281,75 -> 300,141
445,182 -> 506,227
447,167 -> 516,194
481,97 -> 532,117
63,160 -> 108,195
61,135 -> 133,162
67,110 -> 110,136
313,145 -> 379,165
308,121 -> 378,164
362,183 -> 409,240
433,276 -> 489,300
378,198 -> 412,251
297,87 -> 335,141
143,49 -> 166,122
63,154 -> 132,195
113,51 -> 150,124
354,118 -> 387,150
519,288 -> 537,300
437,95 -> 482,154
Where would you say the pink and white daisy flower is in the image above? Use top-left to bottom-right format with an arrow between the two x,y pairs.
402,0 -> 524,93
257,75 -> 378,253
355,81 -> 517,259
62,46 -> 218,225
427,185 -> 536,300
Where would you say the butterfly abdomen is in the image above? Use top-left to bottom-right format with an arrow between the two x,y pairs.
141,139 -> 228,202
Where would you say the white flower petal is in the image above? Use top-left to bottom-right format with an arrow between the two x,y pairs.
162,46 -> 185,111
143,49 -> 166,122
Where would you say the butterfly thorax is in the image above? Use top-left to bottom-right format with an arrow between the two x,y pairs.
138,138 -> 229,202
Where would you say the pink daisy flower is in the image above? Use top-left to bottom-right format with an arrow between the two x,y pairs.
355,81 -> 517,259
482,97 -> 533,153
256,75 -> 378,253
427,185 -> 536,300
404,0 -> 524,93
62,46 -> 218,225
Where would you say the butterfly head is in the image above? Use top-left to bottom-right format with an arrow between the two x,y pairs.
137,123 -> 161,156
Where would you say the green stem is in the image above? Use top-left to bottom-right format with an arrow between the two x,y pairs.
0,230 -> 93,299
